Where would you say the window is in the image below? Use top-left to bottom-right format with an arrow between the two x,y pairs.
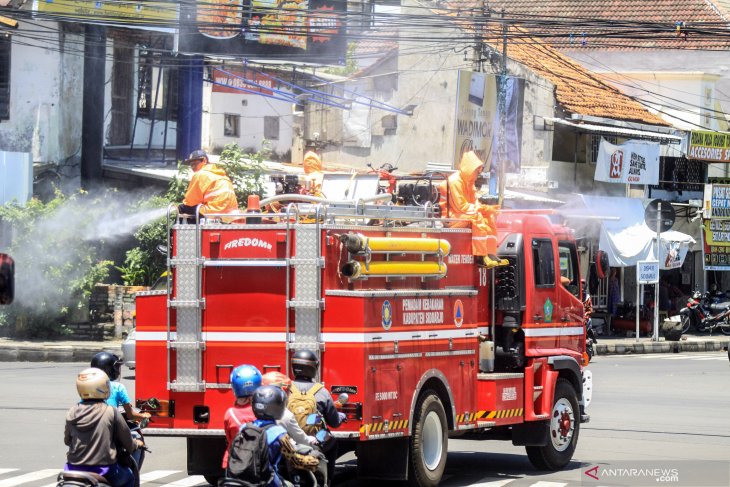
558,241 -> 580,297
264,116 -> 279,140
588,134 -> 617,164
137,50 -> 178,121
224,114 -> 240,137
532,239 -> 555,287
0,34 -> 10,121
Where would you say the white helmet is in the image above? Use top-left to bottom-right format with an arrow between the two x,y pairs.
76,367 -> 111,400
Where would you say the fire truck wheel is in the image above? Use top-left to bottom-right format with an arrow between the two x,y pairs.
408,393 -> 448,487
526,379 -> 579,471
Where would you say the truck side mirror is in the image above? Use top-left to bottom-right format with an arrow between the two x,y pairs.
0,253 -> 14,305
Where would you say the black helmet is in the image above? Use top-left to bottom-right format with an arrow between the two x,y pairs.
291,349 -> 318,379
91,352 -> 123,381
252,385 -> 287,421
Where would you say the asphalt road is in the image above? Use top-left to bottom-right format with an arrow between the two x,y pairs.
1,352 -> 729,486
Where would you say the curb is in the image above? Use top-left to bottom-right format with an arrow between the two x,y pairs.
0,345 -> 121,363
596,339 -> 729,355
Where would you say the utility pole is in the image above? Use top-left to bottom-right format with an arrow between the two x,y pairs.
472,0 -> 486,72
81,24 -> 106,189
497,9 -> 507,206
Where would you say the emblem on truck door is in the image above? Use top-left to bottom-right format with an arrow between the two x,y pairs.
544,298 -> 553,323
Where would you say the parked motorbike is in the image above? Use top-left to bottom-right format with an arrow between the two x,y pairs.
56,415 -> 149,487
680,290 -> 730,335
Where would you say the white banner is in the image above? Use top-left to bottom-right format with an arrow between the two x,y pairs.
594,139 -> 660,185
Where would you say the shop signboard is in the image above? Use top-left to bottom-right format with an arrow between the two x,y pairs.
702,182 -> 730,270
688,130 -> 730,163
32,0 -> 178,32
594,139 -> 660,185
178,0 -> 347,64
453,71 -> 524,171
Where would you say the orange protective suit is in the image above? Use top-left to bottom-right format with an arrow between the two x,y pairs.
183,163 -> 239,220
438,151 -> 498,256
303,151 -> 324,195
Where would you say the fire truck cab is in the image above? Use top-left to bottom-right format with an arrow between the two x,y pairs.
135,199 -> 592,486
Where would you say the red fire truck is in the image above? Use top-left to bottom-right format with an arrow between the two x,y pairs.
135,198 -> 593,486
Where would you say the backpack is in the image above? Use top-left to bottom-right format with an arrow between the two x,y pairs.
226,423 -> 276,487
288,383 -> 324,435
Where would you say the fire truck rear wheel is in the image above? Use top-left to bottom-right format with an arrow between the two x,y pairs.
526,378 -> 579,471
409,393 -> 448,487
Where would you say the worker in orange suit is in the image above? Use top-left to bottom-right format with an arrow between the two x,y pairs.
439,151 -> 499,262
178,149 -> 239,222
302,151 -> 325,196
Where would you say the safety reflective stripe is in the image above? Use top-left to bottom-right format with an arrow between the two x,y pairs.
136,329 -> 480,342
205,186 -> 235,199
523,326 -> 584,337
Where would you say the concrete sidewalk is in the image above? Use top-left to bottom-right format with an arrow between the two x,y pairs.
0,333 -> 727,363
595,333 -> 730,355
0,337 -> 122,362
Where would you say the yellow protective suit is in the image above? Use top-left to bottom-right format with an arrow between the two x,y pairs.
183,163 -> 239,219
438,151 -> 498,256
303,151 -> 324,195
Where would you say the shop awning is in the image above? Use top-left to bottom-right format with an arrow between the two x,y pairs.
559,195 -> 695,269
546,118 -> 683,145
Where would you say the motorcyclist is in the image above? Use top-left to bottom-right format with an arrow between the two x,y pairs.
64,368 -> 143,487
90,352 -> 150,423
261,371 -> 318,447
222,364 -> 262,469
223,385 -> 321,487
290,350 -> 345,481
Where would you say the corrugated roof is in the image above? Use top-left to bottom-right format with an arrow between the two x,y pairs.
483,27 -> 669,125
481,0 -> 730,50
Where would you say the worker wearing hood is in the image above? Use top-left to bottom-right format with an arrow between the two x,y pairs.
439,151 -> 498,257
179,149 -> 240,222
303,151 -> 325,195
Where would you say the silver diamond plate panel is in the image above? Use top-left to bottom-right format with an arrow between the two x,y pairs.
293,225 -> 321,349
172,226 -> 203,391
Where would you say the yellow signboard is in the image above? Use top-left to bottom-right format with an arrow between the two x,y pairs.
34,0 -> 176,26
688,129 -> 730,162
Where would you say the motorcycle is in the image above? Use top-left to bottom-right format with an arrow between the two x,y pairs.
56,415 -> 149,487
585,316 -> 597,362
680,290 -> 730,335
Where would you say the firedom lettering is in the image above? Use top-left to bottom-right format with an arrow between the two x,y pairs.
224,238 -> 273,251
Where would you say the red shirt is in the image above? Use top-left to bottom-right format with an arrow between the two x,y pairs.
221,403 -> 256,468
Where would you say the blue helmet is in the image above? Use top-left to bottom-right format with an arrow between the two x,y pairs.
230,364 -> 262,398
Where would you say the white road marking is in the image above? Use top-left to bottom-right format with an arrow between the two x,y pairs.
529,482 -> 567,487
469,479 -> 516,487
158,475 -> 208,486
141,470 -> 182,483
0,469 -> 58,487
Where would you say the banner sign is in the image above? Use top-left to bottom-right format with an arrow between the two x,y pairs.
688,130 -> 730,162
453,71 -> 524,172
179,0 -> 346,64
594,139 -> 660,185
702,184 -> 730,219
32,0 -> 177,32
703,219 -> 730,270
211,68 -> 275,95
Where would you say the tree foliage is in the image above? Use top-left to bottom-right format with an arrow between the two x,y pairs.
0,190 -> 113,338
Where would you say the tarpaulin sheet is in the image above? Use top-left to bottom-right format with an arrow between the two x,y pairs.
561,195 -> 695,269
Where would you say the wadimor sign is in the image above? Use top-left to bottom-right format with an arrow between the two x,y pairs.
594,139 -> 660,185
688,130 -> 730,163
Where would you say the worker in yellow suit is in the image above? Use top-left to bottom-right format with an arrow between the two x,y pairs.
439,151 -> 500,263
302,151 -> 325,196
178,150 -> 240,222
